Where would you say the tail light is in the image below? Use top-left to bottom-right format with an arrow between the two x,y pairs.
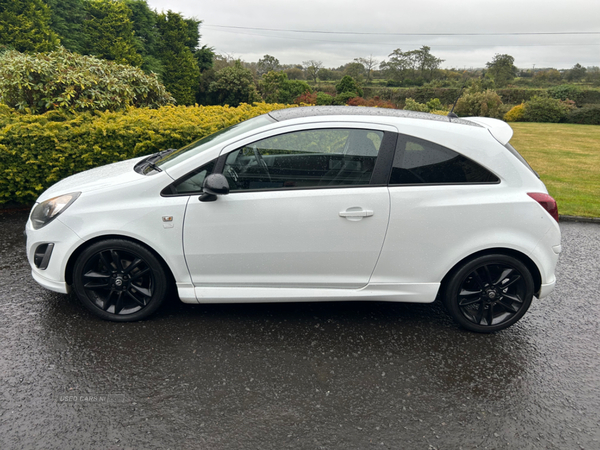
528,193 -> 559,222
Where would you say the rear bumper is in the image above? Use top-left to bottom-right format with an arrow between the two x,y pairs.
538,279 -> 556,299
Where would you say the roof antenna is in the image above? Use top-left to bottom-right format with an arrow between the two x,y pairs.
447,83 -> 466,119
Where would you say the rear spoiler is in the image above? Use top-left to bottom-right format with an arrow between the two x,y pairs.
462,117 -> 513,145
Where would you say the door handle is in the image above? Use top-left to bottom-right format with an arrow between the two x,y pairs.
339,208 -> 374,218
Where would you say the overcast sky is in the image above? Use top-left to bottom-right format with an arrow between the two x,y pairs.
145,0 -> 600,70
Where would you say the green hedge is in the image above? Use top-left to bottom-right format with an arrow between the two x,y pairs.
361,86 -> 600,108
0,103 -> 291,204
566,106 -> 600,125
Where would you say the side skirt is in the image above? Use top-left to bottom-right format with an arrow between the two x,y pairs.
178,283 -> 440,304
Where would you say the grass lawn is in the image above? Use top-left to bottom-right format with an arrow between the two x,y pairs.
510,122 -> 600,218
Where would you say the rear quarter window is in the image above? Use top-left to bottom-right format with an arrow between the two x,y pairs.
389,135 -> 499,185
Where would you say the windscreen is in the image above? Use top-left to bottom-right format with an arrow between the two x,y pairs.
156,115 -> 275,170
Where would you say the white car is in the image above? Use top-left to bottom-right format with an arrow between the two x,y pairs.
25,106 -> 561,332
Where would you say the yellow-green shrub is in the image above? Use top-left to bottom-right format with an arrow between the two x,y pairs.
0,103 -> 293,204
504,103 -> 525,122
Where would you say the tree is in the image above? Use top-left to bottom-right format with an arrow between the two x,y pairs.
380,49 -> 411,83
156,11 -> 200,105
123,0 -> 163,74
565,63 -> 587,82
183,17 -> 201,51
194,45 -> 214,72
0,48 -> 174,113
0,0 -> 60,53
284,67 -> 305,80
380,47 -> 443,84
355,55 -> 379,84
343,62 -> 365,82
317,68 -> 335,81
45,0 -> 86,54
486,54 -> 517,87
413,46 -> 444,81
209,60 -> 261,106
257,55 -> 280,76
83,0 -> 143,67
259,71 -> 311,104
302,60 -> 323,83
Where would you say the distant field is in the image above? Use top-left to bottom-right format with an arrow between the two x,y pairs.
510,123 -> 600,218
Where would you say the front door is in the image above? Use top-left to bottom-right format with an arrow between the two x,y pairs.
182,126 -> 393,289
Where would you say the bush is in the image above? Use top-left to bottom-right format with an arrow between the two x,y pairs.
454,90 -> 504,118
259,71 -> 311,104
425,98 -> 443,111
294,91 -> 317,105
333,92 -> 358,105
209,60 -> 261,107
522,95 -> 572,123
346,96 -> 395,108
548,85 -> 583,106
316,92 -> 334,105
504,103 -> 525,122
495,89 -> 544,104
0,48 -> 175,113
0,103 -> 293,204
335,75 -> 363,97
580,89 -> 600,104
403,98 -> 428,112
566,106 -> 600,125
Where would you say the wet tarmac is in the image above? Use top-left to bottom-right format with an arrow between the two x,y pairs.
1,208 -> 599,449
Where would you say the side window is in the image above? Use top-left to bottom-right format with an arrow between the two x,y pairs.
223,128 -> 384,191
168,159 -> 216,194
389,136 -> 499,185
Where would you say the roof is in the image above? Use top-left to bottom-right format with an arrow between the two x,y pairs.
268,106 -> 481,128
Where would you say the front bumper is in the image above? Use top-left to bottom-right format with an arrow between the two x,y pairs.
26,215 -> 84,294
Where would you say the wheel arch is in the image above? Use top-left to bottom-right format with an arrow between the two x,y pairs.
438,247 -> 542,298
65,234 -> 177,288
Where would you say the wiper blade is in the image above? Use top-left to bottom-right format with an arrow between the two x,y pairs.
148,147 -> 177,163
146,162 -> 162,173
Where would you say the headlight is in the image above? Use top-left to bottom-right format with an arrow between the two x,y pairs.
30,192 -> 81,230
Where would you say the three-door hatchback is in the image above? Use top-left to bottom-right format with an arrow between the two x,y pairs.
26,106 -> 561,332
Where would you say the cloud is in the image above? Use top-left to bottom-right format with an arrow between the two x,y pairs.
146,0 -> 600,69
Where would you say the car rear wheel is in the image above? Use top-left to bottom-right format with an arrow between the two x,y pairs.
72,239 -> 168,321
443,254 -> 534,333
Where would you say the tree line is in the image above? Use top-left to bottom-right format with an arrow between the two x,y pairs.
1,0 -> 598,111
0,0 -> 212,105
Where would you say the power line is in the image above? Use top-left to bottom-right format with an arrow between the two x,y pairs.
204,24 -> 600,37
206,28 -> 600,48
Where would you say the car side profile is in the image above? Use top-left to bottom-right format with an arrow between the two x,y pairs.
26,106 -> 561,332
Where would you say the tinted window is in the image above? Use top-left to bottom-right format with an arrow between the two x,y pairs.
390,136 -> 499,185
223,129 -> 384,191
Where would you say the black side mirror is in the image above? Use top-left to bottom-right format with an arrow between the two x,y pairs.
199,174 -> 230,202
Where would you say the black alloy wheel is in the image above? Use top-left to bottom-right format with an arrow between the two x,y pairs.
443,254 -> 535,333
72,239 -> 169,321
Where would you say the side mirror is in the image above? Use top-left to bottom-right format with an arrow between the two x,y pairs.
199,174 -> 229,202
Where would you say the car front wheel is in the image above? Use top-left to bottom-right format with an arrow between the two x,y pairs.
443,254 -> 535,333
72,239 -> 169,321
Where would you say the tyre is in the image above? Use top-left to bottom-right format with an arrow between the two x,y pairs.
72,239 -> 169,321
443,254 -> 535,333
